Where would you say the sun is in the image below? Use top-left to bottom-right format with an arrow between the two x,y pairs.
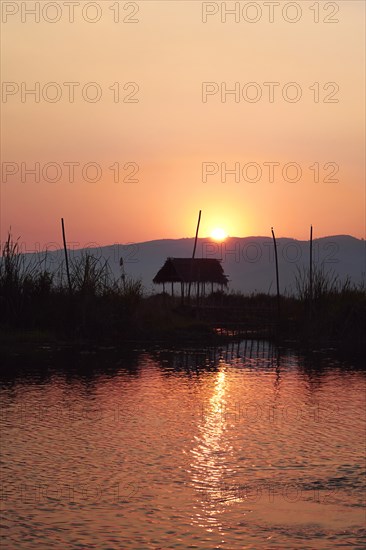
210,228 -> 228,241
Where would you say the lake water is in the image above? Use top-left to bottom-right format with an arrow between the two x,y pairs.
1,341 -> 365,549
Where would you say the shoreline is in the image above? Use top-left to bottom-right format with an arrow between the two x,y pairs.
1,325 -> 364,368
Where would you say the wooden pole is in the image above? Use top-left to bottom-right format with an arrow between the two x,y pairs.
309,224 -> 313,312
271,227 -> 280,322
192,210 -> 201,260
61,218 -> 72,294
188,210 -> 202,301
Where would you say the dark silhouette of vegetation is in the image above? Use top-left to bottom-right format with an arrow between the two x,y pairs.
292,264 -> 365,353
0,234 -> 143,342
0,234 -> 364,354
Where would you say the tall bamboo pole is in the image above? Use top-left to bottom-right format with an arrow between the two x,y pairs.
61,218 -> 72,294
271,227 -> 280,322
187,210 -> 202,301
309,224 -> 313,310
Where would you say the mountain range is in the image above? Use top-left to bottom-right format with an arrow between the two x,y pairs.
26,235 -> 365,295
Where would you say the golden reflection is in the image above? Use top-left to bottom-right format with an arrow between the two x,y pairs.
189,363 -> 235,536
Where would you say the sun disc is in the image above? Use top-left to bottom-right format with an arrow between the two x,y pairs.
211,228 -> 227,241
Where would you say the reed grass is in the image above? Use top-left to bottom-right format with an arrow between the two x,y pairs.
1,233 -> 364,352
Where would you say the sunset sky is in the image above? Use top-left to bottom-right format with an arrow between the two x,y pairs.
1,1 -> 365,249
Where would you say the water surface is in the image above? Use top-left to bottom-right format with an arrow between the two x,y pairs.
1,341 -> 365,549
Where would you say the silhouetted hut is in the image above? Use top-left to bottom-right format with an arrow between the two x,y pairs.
153,258 -> 228,300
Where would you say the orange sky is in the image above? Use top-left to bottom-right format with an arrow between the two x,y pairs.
1,1 -> 365,247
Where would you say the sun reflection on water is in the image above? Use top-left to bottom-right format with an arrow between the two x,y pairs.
189,363 -> 237,536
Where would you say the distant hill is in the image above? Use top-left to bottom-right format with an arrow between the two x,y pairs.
23,235 -> 365,295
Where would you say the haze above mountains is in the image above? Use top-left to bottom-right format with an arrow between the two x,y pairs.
24,235 -> 365,295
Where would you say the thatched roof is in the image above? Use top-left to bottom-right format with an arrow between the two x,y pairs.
153,258 -> 228,285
